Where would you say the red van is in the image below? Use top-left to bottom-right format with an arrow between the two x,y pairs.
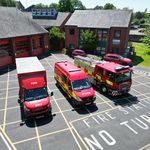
54,61 -> 96,106
16,57 -> 53,118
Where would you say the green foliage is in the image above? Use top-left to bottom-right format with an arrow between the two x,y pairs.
141,19 -> 150,47
58,0 -> 73,12
49,27 -> 65,51
49,3 -> 59,11
49,27 -> 65,42
134,11 -> 145,20
0,0 -> 16,7
34,3 -> 49,9
71,0 -> 86,10
132,43 -> 150,67
58,0 -> 85,12
103,3 -> 116,10
81,30 -> 98,54
94,5 -> 103,10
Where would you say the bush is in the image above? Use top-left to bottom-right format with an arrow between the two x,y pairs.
81,30 -> 98,54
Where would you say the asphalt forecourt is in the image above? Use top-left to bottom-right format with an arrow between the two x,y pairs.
0,53 -> 150,150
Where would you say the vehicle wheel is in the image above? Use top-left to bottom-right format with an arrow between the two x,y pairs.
101,85 -> 108,94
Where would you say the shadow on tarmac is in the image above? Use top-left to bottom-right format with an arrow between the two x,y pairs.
56,83 -> 98,114
94,86 -> 139,107
18,99 -> 54,127
0,64 -> 16,75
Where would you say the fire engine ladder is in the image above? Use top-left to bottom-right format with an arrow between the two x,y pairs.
74,56 -> 106,67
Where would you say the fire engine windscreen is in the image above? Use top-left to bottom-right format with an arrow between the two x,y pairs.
72,79 -> 91,91
24,87 -> 48,101
115,72 -> 131,83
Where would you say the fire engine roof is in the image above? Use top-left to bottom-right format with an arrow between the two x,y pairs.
16,57 -> 45,74
56,61 -> 87,80
97,62 -> 130,73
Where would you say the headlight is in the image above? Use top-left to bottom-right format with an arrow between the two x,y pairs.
76,96 -> 82,102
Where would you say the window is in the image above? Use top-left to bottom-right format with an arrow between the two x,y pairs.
15,39 -> 29,54
0,41 -> 11,57
114,30 -> 121,38
69,28 -> 75,35
69,44 -> 75,50
97,67 -> 103,76
112,39 -> 120,45
32,36 -> 43,49
106,71 -> 115,81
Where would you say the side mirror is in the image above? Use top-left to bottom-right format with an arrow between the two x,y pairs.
21,99 -> 24,103
50,92 -> 53,96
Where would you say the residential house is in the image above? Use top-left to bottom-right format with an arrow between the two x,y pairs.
65,10 -> 132,55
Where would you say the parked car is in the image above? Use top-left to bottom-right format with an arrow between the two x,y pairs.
72,49 -> 87,58
103,53 -> 132,67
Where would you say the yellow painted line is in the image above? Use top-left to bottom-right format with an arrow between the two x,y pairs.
139,143 -> 150,150
13,137 -> 37,145
3,95 -> 150,127
70,123 -> 89,150
0,101 -> 115,126
95,92 -> 114,108
70,106 -> 119,124
7,95 -> 18,98
0,87 -> 18,91
0,120 -> 21,126
132,79 -> 150,88
132,87 -> 148,98
39,128 -> 70,138
45,58 -> 82,150
34,120 -> 42,150
0,126 -> 16,150
14,128 -> 70,145
48,86 -> 82,150
3,67 -> 9,131
0,106 -> 20,112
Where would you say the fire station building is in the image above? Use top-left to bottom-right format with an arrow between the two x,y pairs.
0,7 -> 49,68
65,10 -> 132,55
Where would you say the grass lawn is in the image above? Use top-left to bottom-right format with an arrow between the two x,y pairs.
132,43 -> 150,67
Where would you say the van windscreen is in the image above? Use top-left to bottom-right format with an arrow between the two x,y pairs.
72,79 -> 91,91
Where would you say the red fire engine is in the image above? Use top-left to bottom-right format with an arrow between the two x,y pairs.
74,56 -> 132,96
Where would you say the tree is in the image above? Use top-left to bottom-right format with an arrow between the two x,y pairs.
81,30 -> 98,54
58,0 -> 85,12
0,0 -> 16,7
34,3 -> 49,9
49,27 -> 65,50
103,3 -> 116,10
71,0 -> 86,10
94,5 -> 103,10
141,19 -> 150,48
49,3 -> 59,11
135,11 -> 145,20
122,7 -> 130,11
58,0 -> 73,12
